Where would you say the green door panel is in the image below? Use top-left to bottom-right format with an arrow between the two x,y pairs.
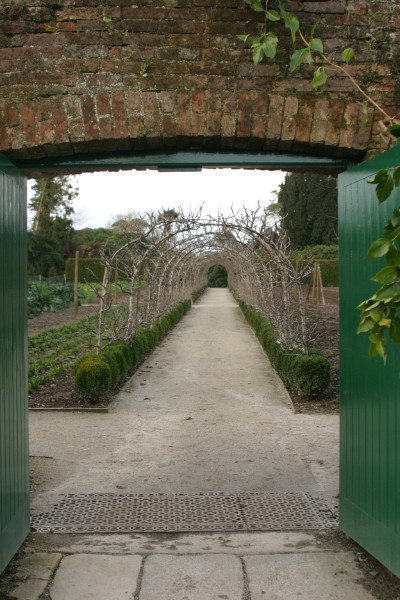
0,154 -> 29,573
339,142 -> 400,577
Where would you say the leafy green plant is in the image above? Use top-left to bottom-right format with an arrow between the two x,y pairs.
74,357 -> 111,403
28,281 -> 74,317
357,167 -> 400,362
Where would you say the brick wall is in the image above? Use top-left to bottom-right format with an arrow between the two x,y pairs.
0,0 -> 398,167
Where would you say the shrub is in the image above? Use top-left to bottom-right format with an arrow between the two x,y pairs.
291,354 -> 331,397
238,300 -> 331,399
74,356 -> 111,403
101,345 -> 129,387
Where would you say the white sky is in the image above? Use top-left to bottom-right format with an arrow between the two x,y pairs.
28,168 -> 286,229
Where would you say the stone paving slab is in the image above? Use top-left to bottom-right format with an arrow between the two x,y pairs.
139,554 -> 244,600
244,552 -> 376,599
49,554 -> 142,600
29,531 -> 326,556
10,553 -> 61,600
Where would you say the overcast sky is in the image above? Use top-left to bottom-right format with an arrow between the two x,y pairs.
28,168 -> 286,229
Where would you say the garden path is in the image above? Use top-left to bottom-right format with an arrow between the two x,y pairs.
29,288 -> 338,513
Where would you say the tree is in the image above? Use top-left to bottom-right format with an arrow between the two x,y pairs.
28,177 -> 78,276
208,264 -> 228,288
278,172 -> 337,249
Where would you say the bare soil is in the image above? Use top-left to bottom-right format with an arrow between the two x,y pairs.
28,289 -> 339,414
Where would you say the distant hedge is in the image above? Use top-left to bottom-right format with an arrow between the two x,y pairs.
65,257 -> 105,282
297,259 -> 339,287
238,300 -> 331,398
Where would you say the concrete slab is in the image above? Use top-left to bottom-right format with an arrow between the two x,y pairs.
139,554 -> 244,600
10,553 -> 61,600
244,552 -> 376,599
29,531 -> 325,556
49,554 -> 142,600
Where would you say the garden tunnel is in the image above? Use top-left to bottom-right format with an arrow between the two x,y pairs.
1,144 -> 400,580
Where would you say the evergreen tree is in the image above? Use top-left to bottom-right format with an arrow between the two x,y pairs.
277,172 -> 338,249
28,177 -> 78,276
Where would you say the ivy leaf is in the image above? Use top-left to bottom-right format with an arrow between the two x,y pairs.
312,67 -> 327,90
284,14 -> 300,42
367,238 -> 392,258
102,11 -> 112,23
289,48 -> 311,72
368,332 -> 386,362
266,10 -> 280,21
387,123 -> 400,133
341,47 -> 354,63
357,317 -> 375,334
368,169 -> 394,203
371,265 -> 398,285
310,38 -> 324,54
253,46 -> 264,64
244,0 -> 265,12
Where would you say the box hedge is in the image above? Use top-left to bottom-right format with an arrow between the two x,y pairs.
74,299 -> 193,401
238,300 -> 331,398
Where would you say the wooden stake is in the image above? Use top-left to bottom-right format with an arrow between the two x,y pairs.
73,250 -> 79,314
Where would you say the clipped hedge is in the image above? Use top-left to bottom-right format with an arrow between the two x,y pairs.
192,286 -> 207,303
238,300 -> 330,398
65,257 -> 105,282
74,356 -> 111,402
297,259 -> 339,287
74,299 -> 192,402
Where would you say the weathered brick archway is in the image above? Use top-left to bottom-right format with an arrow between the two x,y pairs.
0,0 -> 399,172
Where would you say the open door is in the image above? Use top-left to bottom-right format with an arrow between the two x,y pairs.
339,142 -> 400,576
0,154 -> 29,573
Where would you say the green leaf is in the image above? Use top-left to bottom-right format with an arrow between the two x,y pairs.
266,10 -> 280,21
387,123 -> 400,133
375,282 -> 400,300
244,0 -> 265,12
357,317 -> 375,333
312,67 -> 327,90
289,48 -> 310,72
367,238 -> 392,258
371,265 -> 398,285
237,34 -> 250,42
341,47 -> 354,63
252,46 -> 264,64
310,38 -> 324,53
262,32 -> 278,58
284,14 -> 300,42
368,169 -> 394,203
102,11 -> 112,23
368,332 -> 386,361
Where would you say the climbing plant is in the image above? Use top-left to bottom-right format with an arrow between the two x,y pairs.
239,0 -> 400,363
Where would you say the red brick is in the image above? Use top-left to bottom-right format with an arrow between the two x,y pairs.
19,103 -> 37,146
111,93 -> 128,138
81,95 -> 99,140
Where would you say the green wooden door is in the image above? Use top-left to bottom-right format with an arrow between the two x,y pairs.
339,143 -> 400,577
0,154 -> 29,573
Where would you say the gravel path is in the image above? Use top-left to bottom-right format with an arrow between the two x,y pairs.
29,288 -> 339,513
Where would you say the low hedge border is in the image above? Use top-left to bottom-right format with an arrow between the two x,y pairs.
237,299 -> 331,399
192,285 -> 207,303
74,299 -> 192,403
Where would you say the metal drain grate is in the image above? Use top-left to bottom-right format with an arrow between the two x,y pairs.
31,492 -> 337,533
